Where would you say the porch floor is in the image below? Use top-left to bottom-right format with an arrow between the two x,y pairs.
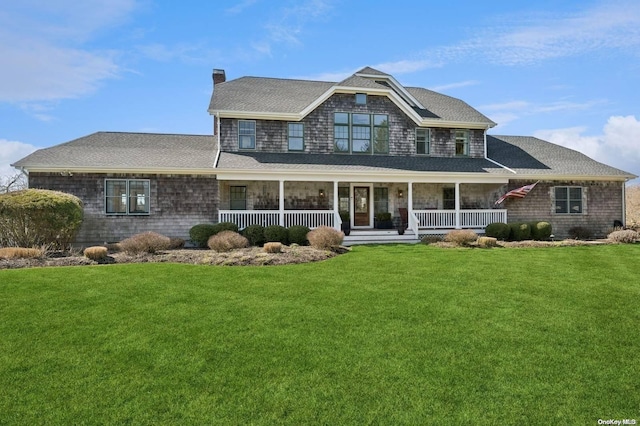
343,229 -> 419,246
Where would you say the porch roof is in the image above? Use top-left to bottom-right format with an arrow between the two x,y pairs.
216,151 -> 507,175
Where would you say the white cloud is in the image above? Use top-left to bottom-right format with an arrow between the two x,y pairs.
226,0 -> 259,15
0,0 -> 137,104
373,59 -> 440,75
428,80 -> 479,92
0,139 -> 38,178
534,115 -> 640,179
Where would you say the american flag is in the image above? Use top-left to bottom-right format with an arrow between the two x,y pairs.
495,181 -> 539,205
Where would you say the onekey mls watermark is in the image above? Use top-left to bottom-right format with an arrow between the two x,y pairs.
597,420 -> 637,425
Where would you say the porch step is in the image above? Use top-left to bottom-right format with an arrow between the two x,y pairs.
343,229 -> 419,246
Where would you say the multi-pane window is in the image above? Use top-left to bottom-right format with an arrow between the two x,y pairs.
238,120 -> 256,149
555,187 -> 583,214
338,187 -> 350,213
334,112 -> 389,154
334,113 -> 349,153
288,123 -> 304,151
455,130 -> 469,156
416,128 -> 430,155
443,187 -> 455,210
374,187 -> 388,214
352,114 -> 371,153
230,186 -> 247,210
105,179 -> 150,215
373,115 -> 389,154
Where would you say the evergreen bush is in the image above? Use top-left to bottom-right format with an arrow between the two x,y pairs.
0,189 -> 83,249
484,222 -> 510,240
211,222 -> 239,235
509,222 -> 531,241
242,225 -> 265,246
264,225 -> 288,244
189,224 -> 217,248
287,225 -> 311,245
530,221 -> 552,241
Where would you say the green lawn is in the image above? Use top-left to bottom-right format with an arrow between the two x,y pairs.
1,244 -> 639,424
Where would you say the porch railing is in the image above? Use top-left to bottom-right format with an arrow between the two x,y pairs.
219,210 -> 335,230
413,209 -> 507,229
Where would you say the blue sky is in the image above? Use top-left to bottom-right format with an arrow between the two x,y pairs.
2,0 -> 639,183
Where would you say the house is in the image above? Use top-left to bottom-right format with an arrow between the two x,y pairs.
12,67 -> 636,245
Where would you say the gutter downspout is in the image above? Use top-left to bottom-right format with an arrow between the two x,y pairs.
622,180 -> 628,226
484,130 -> 517,174
213,112 -> 221,168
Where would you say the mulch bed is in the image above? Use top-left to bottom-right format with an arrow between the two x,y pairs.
0,245 -> 349,270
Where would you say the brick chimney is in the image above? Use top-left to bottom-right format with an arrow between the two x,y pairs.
213,69 -> 226,85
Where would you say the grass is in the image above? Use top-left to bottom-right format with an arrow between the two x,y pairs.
1,244 -> 639,424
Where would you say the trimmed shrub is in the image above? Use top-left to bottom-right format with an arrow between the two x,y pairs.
477,236 -> 498,248
242,225 -> 266,246
263,242 -> 282,253
288,225 -> 311,245
264,225 -> 288,244
119,232 -> 171,255
83,246 -> 108,261
0,189 -> 83,249
307,226 -> 344,250
189,224 -> 217,248
421,235 -> 443,245
568,226 -> 592,240
443,229 -> 478,246
485,222 -> 510,240
207,231 -> 249,252
168,237 -> 186,249
212,222 -> 239,235
530,221 -> 552,241
509,222 -> 531,241
607,229 -> 639,243
0,247 -> 44,259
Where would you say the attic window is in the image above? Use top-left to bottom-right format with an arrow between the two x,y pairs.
355,93 -> 367,105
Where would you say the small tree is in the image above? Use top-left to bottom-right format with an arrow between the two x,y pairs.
0,173 -> 27,193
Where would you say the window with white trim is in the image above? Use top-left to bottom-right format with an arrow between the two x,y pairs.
455,130 -> 469,156
555,186 -> 583,214
105,179 -> 150,215
288,123 -> 304,151
238,120 -> 256,149
333,112 -> 389,154
416,128 -> 430,155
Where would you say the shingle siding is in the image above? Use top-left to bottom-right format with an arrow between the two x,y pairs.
29,173 -> 219,245
219,94 -> 485,158
503,180 -> 624,238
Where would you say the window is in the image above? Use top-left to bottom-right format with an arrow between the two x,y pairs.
355,93 -> 367,104
338,187 -> 350,213
334,113 -> 349,153
288,123 -> 304,151
334,112 -> 388,154
238,120 -> 256,149
105,179 -> 150,215
230,186 -> 247,210
443,187 -> 455,210
555,187 -> 583,214
352,114 -> 371,153
416,128 -> 430,155
373,115 -> 389,154
374,187 -> 388,215
455,130 -> 469,156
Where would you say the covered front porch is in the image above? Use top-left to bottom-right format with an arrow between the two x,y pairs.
217,178 -> 508,238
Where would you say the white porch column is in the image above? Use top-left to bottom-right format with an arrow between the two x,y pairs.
279,179 -> 285,226
455,182 -> 461,229
408,181 -> 414,213
333,180 -> 339,229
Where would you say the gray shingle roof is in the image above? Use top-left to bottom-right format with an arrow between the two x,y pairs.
209,77 -> 334,114
407,87 -> 496,125
13,132 -> 217,171
217,151 -> 506,174
487,135 -> 635,178
209,67 -> 496,125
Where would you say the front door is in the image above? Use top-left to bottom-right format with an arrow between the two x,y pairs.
354,186 -> 370,227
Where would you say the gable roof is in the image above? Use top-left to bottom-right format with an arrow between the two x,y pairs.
209,67 -> 496,128
12,132 -> 218,173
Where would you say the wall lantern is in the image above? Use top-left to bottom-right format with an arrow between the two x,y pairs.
398,189 -> 404,198
319,189 -> 325,198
